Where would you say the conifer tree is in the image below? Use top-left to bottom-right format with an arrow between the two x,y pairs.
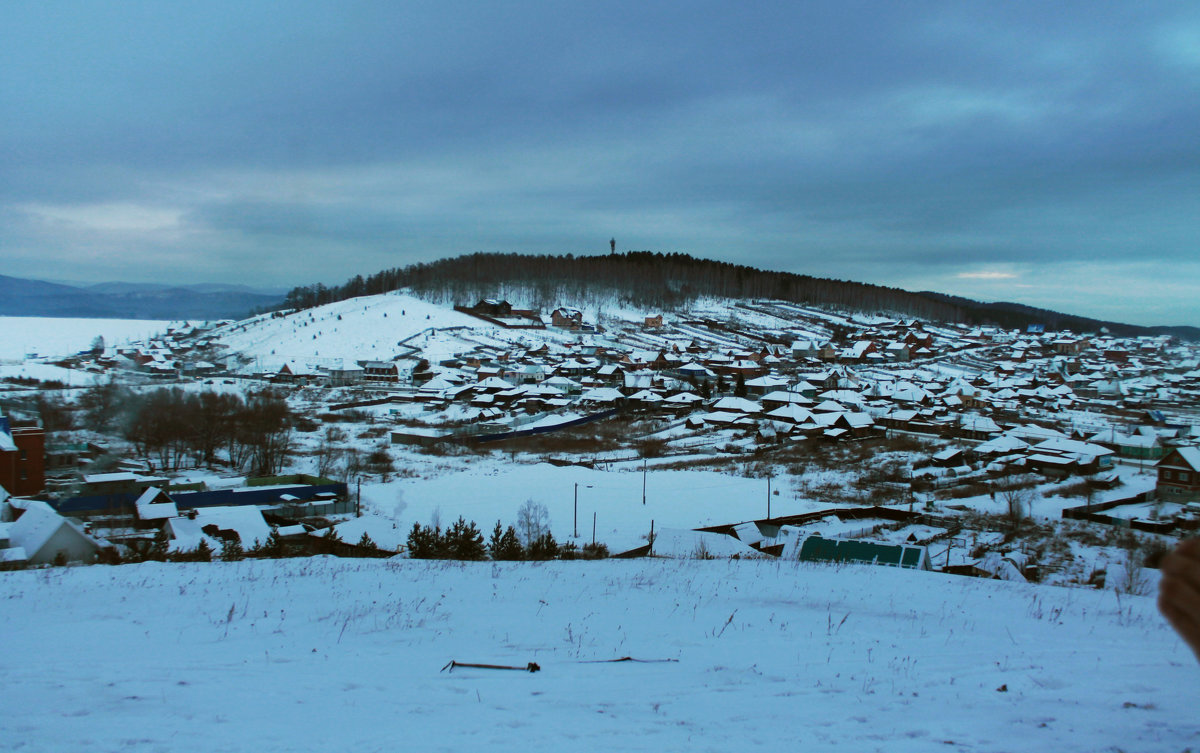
407,523 -> 444,559
356,532 -> 377,553
528,531 -> 560,561
193,538 -> 213,562
445,516 -> 485,560
260,530 -> 288,558
489,522 -> 524,561
220,538 -> 244,562
488,521 -> 505,558
149,528 -> 170,562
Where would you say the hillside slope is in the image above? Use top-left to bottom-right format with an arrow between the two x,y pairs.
0,557 -> 1189,752
213,291 -> 509,367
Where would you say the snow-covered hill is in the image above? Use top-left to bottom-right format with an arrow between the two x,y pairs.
208,289 -> 851,370
0,557 -> 1191,752
212,292 -> 493,365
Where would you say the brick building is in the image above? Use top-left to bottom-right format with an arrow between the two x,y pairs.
0,415 -> 45,497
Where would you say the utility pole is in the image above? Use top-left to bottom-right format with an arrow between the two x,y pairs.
767,474 -> 772,520
592,512 -> 597,546
642,459 -> 647,505
574,483 -> 592,538
356,478 -> 361,517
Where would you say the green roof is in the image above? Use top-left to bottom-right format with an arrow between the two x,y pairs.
798,535 -> 927,569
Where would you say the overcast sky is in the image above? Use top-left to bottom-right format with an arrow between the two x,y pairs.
3,2 -> 1198,326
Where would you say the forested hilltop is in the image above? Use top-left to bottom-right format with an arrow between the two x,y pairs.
282,252 -> 1197,339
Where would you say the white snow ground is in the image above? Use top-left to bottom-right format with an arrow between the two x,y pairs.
1,558 -> 1195,752
366,463 -> 839,554
0,316 -> 172,360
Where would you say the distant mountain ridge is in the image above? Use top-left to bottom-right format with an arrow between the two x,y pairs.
282,251 -> 1200,340
0,275 -> 284,320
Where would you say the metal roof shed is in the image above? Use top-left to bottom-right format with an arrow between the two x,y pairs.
797,534 -> 931,570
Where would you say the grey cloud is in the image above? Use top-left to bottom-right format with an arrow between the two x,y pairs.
2,1 -> 1198,324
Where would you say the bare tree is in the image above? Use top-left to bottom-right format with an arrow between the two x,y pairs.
999,485 -> 1034,532
1114,547 -> 1152,596
314,426 -> 346,479
78,378 -> 130,432
516,499 -> 550,547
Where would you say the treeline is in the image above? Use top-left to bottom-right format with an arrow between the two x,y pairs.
280,251 -> 1191,337
77,383 -> 294,476
407,502 -> 609,561
282,251 -> 966,321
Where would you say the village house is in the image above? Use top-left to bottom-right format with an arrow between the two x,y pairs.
272,361 -> 317,385
884,342 -> 911,361
2,497 -> 105,566
323,361 -> 364,386
455,299 -> 545,328
1054,338 -> 1089,355
361,361 -> 401,383
1156,448 -> 1200,502
790,340 -> 820,360
550,307 -> 584,329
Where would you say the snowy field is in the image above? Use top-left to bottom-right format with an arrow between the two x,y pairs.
0,359 -> 104,387
367,463 -> 856,554
361,460 -> 1162,557
0,316 -> 172,360
1,558 -> 1195,752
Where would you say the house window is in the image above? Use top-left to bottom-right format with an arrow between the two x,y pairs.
1182,472 -> 1192,483
1162,469 -> 1174,481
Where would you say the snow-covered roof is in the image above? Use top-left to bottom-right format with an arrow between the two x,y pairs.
744,375 -> 789,388
711,397 -> 761,414
975,435 -> 1029,455
693,411 -> 753,426
812,400 -> 847,413
165,517 -> 222,554
1163,447 -> 1200,470
628,389 -> 664,403
135,487 -> 178,521
82,471 -> 139,484
579,387 -> 625,403
973,552 -> 1027,582
318,514 -> 407,552
0,547 -> 27,564
764,404 -> 814,423
1032,438 -> 1114,457
760,390 -> 813,405
842,412 -> 874,428
9,501 -> 89,559
193,506 -> 271,549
